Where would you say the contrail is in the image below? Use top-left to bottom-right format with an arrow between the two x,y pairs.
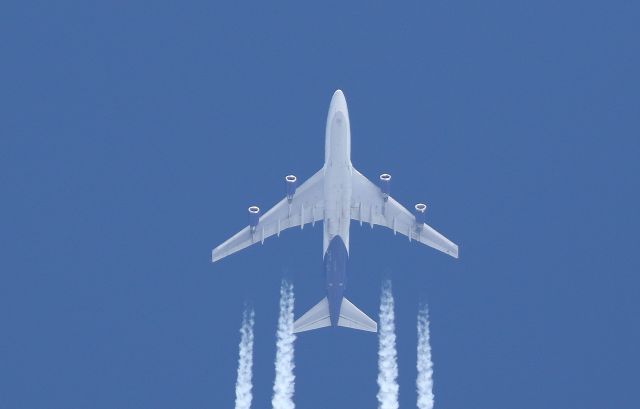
234,307 -> 255,409
417,305 -> 434,409
272,280 -> 296,409
377,280 -> 399,409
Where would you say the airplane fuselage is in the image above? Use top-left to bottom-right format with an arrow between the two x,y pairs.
322,91 -> 353,326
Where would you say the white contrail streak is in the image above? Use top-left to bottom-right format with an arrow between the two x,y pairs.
272,280 -> 296,409
234,307 -> 255,409
377,280 -> 399,409
417,305 -> 434,409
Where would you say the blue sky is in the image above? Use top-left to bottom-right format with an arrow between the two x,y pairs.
1,1 -> 639,408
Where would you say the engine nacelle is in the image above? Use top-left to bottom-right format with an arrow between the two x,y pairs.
379,173 -> 391,201
414,203 -> 427,227
248,205 -> 260,232
285,175 -> 298,203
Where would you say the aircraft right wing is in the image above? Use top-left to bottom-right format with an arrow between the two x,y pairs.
350,168 -> 459,258
212,168 -> 325,262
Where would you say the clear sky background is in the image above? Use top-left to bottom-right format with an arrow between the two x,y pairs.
1,1 -> 639,408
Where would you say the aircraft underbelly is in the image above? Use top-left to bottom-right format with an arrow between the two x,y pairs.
323,166 -> 351,255
323,108 -> 352,255
324,235 -> 348,326
322,102 -> 353,326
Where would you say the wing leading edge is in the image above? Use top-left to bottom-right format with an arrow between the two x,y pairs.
211,168 -> 325,262
350,168 -> 459,258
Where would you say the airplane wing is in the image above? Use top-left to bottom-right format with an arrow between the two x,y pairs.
350,168 -> 459,258
212,168 -> 325,262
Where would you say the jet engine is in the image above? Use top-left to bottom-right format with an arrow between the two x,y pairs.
414,203 -> 427,227
285,175 -> 297,203
379,173 -> 391,201
248,205 -> 260,232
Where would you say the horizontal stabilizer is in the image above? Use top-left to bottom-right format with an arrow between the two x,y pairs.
338,297 -> 377,332
293,297 -> 331,333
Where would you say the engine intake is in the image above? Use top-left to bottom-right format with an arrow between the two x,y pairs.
379,173 -> 391,201
248,205 -> 260,232
414,203 -> 427,227
285,175 -> 298,202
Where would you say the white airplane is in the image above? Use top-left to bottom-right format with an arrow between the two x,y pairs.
212,90 -> 458,333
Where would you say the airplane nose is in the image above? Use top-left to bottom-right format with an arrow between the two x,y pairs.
330,89 -> 348,114
332,90 -> 345,103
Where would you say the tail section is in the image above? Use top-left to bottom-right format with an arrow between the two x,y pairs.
293,297 -> 331,333
338,297 -> 377,332
293,297 -> 377,333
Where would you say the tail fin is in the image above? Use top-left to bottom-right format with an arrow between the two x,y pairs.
338,297 -> 377,332
293,297 -> 331,333
293,297 -> 377,333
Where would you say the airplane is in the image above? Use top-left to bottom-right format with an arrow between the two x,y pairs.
212,90 -> 458,333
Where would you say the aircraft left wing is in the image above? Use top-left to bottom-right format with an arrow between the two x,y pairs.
350,168 -> 459,258
212,168 -> 325,262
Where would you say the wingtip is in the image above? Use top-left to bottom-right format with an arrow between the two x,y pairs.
445,244 -> 459,259
449,245 -> 459,259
